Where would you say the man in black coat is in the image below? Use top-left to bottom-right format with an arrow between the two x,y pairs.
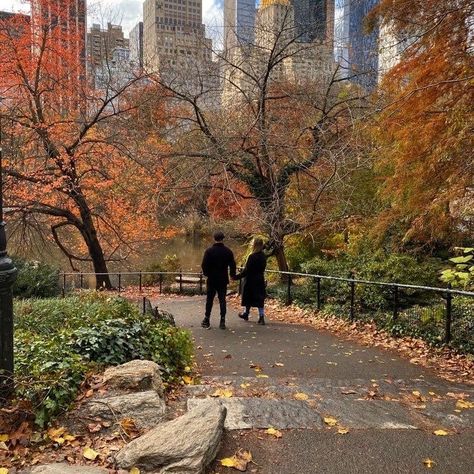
201,231 -> 236,329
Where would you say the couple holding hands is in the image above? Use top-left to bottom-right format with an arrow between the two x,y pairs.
201,231 -> 267,330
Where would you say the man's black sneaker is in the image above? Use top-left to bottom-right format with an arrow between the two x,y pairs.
201,318 -> 210,329
219,320 -> 226,330
257,316 -> 266,325
238,312 -> 249,321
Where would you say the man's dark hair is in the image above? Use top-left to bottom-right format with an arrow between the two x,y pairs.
213,231 -> 225,242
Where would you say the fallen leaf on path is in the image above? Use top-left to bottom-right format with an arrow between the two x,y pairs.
0,468 -> 9,474
240,383 -> 251,389
211,389 -> 233,398
341,390 -> 357,395
456,400 -> 474,409
337,428 -> 349,435
294,392 -> 309,401
220,449 -> 252,471
433,429 -> 449,436
83,447 -> 99,460
323,417 -> 338,426
182,375 -> 194,385
274,363 -> 284,367
256,374 -> 269,378
129,468 -> 140,474
265,427 -> 282,438
423,459 -> 436,468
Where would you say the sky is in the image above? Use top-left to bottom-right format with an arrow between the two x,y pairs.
1,0 -> 224,36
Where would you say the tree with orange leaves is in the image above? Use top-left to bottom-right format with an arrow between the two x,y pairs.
0,6 -> 167,288
369,0 -> 473,250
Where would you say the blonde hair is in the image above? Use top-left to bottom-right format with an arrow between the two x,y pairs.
252,237 -> 264,253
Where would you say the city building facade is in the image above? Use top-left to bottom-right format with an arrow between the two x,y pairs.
223,0 -> 256,53
292,0 -> 334,43
31,0 -> 87,72
344,0 -> 379,89
222,0 -> 335,106
87,23 -> 129,70
129,21 -> 144,68
142,0 -> 212,72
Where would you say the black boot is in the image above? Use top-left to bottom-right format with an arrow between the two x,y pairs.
238,312 -> 249,321
258,315 -> 266,325
201,317 -> 210,329
219,318 -> 226,329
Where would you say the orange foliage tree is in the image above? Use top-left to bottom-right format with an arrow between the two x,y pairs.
0,5 -> 166,288
370,0 -> 473,249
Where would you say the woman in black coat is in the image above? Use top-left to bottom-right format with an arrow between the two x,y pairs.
235,238 -> 267,325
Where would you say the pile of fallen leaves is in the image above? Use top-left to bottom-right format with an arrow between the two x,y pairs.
0,375 -> 143,472
255,297 -> 474,384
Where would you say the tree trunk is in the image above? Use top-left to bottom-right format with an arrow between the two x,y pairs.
77,201 -> 113,290
274,245 -> 289,282
86,234 -> 113,290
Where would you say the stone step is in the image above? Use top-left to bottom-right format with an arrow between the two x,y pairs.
185,377 -> 474,430
187,397 -> 419,430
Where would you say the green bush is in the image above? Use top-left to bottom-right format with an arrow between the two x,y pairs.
14,292 -> 193,426
143,254 -> 182,286
12,257 -> 60,299
297,251 -> 441,311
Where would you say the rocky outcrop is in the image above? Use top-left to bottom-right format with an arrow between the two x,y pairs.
115,403 -> 227,473
84,391 -> 166,430
103,360 -> 164,396
154,308 -> 176,326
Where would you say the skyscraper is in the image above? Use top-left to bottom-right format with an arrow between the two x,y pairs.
224,0 -> 256,53
130,21 -> 144,68
31,0 -> 87,72
344,0 -> 379,89
292,0 -> 334,44
87,23 -> 129,70
142,0 -> 212,72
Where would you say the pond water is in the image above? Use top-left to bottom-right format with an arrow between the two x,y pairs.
13,234 -> 246,273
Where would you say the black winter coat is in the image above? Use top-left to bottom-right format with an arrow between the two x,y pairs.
201,242 -> 236,287
236,251 -> 267,308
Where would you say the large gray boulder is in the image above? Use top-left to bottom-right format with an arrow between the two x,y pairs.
103,360 -> 164,396
153,308 -> 176,326
115,403 -> 226,473
29,464 -> 109,474
85,391 -> 166,430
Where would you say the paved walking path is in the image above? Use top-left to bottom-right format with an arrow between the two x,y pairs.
154,296 -> 474,474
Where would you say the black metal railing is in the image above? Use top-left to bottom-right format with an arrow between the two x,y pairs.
60,269 -> 474,352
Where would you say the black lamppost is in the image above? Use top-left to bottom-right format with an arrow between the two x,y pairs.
0,98 -> 17,401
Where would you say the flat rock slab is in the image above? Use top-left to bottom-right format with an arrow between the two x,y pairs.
103,359 -> 164,395
28,464 -> 109,474
316,399 -> 418,429
187,398 -> 323,430
84,390 -> 166,429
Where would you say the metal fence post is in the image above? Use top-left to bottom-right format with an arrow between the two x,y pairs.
79,272 -> 83,290
445,290 -> 452,344
316,277 -> 321,310
393,285 -> 399,322
139,271 -> 142,292
142,296 -> 146,315
286,274 -> 292,306
350,279 -> 355,321
179,270 -> 183,293
118,273 -> 122,293
62,273 -> 66,297
199,272 -> 203,295
159,273 -> 163,294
